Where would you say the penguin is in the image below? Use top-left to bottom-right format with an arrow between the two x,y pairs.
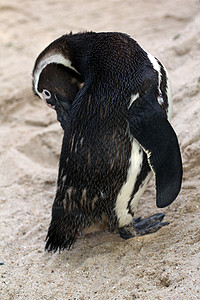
32,31 -> 182,251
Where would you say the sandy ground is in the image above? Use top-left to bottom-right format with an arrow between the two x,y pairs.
0,0 -> 200,299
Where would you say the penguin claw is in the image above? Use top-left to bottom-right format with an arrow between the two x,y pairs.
133,213 -> 165,230
119,213 -> 169,240
134,220 -> 169,235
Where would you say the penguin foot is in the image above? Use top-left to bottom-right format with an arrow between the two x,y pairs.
119,213 -> 169,240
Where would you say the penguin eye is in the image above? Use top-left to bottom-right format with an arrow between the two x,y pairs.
43,89 -> 51,99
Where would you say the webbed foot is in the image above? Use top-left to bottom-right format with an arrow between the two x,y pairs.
119,213 -> 169,240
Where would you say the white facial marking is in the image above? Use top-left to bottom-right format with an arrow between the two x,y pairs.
41,90 -> 55,109
43,89 -> 51,99
33,53 -> 80,99
115,140 -> 143,227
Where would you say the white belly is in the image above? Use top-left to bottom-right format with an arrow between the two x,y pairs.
115,139 -> 151,227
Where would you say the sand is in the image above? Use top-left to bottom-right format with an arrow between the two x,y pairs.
0,0 -> 200,299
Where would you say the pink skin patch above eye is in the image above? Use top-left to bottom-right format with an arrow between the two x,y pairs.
41,91 -> 55,110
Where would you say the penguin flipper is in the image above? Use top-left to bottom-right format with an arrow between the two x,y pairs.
127,81 -> 182,208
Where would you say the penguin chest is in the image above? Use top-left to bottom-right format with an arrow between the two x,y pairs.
115,139 -> 150,227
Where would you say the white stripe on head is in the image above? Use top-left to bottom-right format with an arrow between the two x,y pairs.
33,53 -> 79,98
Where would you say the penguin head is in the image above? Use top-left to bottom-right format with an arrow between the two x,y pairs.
32,45 -> 84,125
32,32 -> 99,105
35,62 -> 82,110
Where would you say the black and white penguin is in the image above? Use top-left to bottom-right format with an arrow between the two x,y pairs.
32,32 -> 182,251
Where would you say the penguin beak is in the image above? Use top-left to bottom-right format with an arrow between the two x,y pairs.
41,91 -> 55,110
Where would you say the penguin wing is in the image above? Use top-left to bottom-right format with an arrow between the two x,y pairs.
127,81 -> 182,208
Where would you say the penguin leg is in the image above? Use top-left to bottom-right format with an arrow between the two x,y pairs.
119,213 -> 169,240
